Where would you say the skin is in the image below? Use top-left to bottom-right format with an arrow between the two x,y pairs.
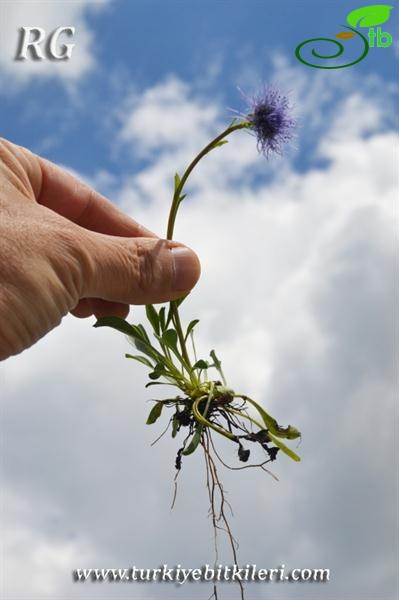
0,138 -> 201,361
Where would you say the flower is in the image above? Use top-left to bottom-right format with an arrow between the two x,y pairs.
244,86 -> 295,157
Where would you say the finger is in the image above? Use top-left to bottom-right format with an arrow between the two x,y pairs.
71,298 -> 130,319
80,233 -> 201,305
88,299 -> 130,319
70,298 -> 93,318
36,156 -> 156,238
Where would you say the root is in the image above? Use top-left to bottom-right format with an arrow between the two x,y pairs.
209,432 -> 279,481
202,430 -> 245,600
163,383 -> 291,599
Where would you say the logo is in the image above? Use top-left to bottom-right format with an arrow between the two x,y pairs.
15,27 -> 75,61
295,4 -> 393,69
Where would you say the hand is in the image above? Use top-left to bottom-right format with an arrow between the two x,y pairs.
0,138 -> 201,361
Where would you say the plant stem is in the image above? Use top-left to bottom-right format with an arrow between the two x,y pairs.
166,121 -> 248,371
166,122 -> 247,240
170,303 -> 193,378
193,396 -> 236,441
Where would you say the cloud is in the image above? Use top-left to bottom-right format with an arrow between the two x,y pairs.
0,0 -> 110,91
2,489 -> 97,599
1,65 -> 397,600
118,76 -> 222,157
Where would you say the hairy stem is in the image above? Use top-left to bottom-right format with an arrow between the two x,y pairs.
166,122 -> 247,241
165,121 -> 248,369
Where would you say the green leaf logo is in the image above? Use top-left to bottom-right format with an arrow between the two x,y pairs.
347,5 -> 393,28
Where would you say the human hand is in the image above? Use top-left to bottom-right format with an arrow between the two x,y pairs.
0,138 -> 201,361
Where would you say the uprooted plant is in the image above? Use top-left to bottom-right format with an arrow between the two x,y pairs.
94,85 -> 301,599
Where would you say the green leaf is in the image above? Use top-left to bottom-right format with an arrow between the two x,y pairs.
145,305 -> 160,335
182,426 -> 203,455
174,172 -> 181,191
162,329 -> 178,351
137,324 -> 151,345
125,324 -> 162,361
146,401 -> 164,425
243,396 -> 287,437
279,425 -> 301,440
165,306 -> 173,328
171,414 -> 179,438
243,396 -> 301,461
184,319 -> 200,341
148,362 -> 165,380
347,5 -> 393,28
145,381 -> 170,388
209,349 -> 226,385
94,316 -> 136,337
213,139 -> 229,148
177,293 -> 189,307
125,354 -> 154,368
209,349 -> 221,370
95,318 -> 163,363
193,359 -> 209,370
129,337 -> 159,361
158,307 -> 166,332
165,295 -> 190,328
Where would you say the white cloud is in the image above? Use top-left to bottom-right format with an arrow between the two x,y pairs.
1,68 -> 397,599
1,489 -> 96,599
118,76 -> 222,157
0,0 -> 110,90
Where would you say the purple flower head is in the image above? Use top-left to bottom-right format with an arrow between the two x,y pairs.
244,86 -> 295,157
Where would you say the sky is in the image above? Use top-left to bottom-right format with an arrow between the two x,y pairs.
0,1 -> 398,599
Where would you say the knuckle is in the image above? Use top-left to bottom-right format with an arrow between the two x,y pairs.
0,138 -> 38,199
135,240 -> 157,294
60,235 -> 88,300
37,216 -> 86,304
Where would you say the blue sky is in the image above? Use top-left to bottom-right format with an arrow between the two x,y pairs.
1,1 -> 398,599
2,0 -> 398,175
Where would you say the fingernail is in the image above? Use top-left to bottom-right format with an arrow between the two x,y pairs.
171,247 -> 201,291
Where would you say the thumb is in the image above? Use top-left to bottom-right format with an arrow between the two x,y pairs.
78,231 -> 201,305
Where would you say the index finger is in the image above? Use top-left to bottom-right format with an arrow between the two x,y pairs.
37,156 -> 156,238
